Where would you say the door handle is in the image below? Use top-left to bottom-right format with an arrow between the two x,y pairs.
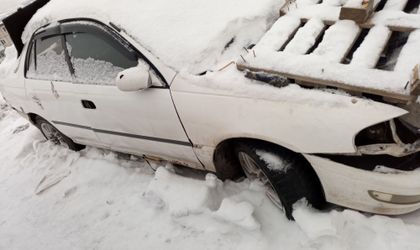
81,100 -> 96,109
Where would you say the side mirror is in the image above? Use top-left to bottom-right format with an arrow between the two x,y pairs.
116,66 -> 152,92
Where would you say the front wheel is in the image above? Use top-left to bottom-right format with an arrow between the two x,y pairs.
35,117 -> 85,151
235,142 -> 325,219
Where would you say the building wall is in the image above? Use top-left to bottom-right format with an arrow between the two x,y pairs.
0,23 -> 13,47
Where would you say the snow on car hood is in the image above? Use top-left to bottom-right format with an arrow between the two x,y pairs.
22,0 -> 283,73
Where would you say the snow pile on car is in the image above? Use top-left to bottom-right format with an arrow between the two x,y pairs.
22,0 -> 283,73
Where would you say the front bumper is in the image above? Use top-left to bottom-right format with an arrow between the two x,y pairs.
305,154 -> 420,215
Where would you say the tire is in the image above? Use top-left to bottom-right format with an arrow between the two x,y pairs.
35,117 -> 85,151
234,142 -> 325,220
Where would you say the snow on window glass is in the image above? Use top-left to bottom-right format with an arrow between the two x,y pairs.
65,32 -> 138,85
27,35 -> 72,81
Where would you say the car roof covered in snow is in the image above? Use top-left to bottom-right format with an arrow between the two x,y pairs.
22,0 -> 281,73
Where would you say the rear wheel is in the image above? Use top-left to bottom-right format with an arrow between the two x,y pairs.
35,117 -> 85,151
235,142 -> 325,219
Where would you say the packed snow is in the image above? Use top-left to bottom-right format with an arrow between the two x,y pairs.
256,150 -> 291,173
283,18 -> 325,55
312,20 -> 360,63
1,96 -> 420,249
350,26 -> 391,68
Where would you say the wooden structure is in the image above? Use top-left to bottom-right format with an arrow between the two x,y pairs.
339,0 -> 374,23
238,0 -> 420,104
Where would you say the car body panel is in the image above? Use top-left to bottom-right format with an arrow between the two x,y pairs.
305,154 -> 420,215
170,73 -> 407,169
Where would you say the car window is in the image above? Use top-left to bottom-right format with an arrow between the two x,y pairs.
65,31 -> 138,85
26,35 -> 72,81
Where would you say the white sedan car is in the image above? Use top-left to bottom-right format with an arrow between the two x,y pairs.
1,0 -> 419,219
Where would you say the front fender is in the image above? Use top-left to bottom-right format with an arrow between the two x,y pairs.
171,73 -> 407,154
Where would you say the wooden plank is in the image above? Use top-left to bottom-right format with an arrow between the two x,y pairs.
236,63 -> 414,104
411,64 -> 420,95
301,18 -> 418,33
253,16 -> 302,52
283,19 -> 325,54
312,22 -> 361,63
350,26 -> 392,68
339,0 -> 374,23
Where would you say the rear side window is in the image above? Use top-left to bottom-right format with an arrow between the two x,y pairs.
65,31 -> 138,85
26,35 -> 72,81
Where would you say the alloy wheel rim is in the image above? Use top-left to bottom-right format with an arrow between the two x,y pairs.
238,152 -> 283,209
40,123 -> 63,145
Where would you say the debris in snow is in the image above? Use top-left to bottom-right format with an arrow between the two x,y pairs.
256,150 -> 291,172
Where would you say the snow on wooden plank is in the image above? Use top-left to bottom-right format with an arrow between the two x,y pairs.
351,26 -> 392,68
284,18 -> 325,54
287,4 -> 342,21
238,0 -> 420,102
383,0 -> 409,10
312,21 -> 361,62
286,1 -> 420,31
253,16 -> 302,53
237,55 -> 413,102
395,30 -> 420,72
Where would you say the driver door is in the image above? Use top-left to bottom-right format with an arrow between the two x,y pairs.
59,21 -> 202,168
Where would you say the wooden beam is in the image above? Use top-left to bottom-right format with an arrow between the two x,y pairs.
237,63 -> 415,104
301,18 -> 418,33
411,64 -> 420,96
340,0 -> 374,23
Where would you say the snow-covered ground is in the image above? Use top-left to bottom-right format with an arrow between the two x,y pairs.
1,97 -> 420,250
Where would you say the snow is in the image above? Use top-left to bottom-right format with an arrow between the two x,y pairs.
0,47 -> 19,78
350,26 -> 392,68
256,150 -> 291,173
344,0 -> 365,8
283,18 -> 325,55
22,0 -> 283,74
312,20 -> 360,63
383,0 -> 409,11
373,165 -> 404,174
27,46 -> 72,82
70,57 -> 124,85
395,30 -> 420,73
253,16 -> 302,53
1,100 -> 420,249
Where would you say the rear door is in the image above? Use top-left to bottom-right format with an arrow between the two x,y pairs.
60,21 -> 202,168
